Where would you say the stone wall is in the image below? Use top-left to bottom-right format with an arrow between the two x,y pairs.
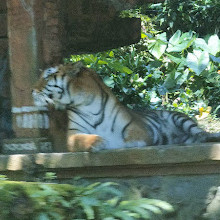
59,0 -> 141,54
1,143 -> 220,219
0,0 -> 13,143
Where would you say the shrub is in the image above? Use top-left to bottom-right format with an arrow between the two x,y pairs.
0,180 -> 174,220
144,0 -> 220,37
70,31 -> 220,116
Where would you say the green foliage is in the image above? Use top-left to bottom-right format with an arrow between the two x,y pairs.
146,0 -> 220,37
0,174 -> 8,180
43,172 -> 57,182
70,31 -> 220,116
0,181 -> 174,220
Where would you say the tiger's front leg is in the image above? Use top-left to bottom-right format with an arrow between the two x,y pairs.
67,134 -> 105,152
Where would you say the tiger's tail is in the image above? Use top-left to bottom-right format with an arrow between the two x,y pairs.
204,132 -> 220,143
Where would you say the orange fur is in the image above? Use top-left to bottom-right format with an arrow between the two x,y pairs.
67,134 -> 104,152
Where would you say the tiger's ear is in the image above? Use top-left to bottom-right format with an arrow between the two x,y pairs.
73,61 -> 84,71
61,61 -> 84,77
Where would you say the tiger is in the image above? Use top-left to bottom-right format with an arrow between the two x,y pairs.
32,61 -> 220,152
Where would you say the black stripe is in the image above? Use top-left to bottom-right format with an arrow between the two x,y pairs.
54,85 -> 63,90
122,120 -> 132,139
182,134 -> 190,143
45,86 -> 53,92
59,92 -> 63,99
111,108 -> 120,132
93,90 -> 108,128
162,134 -> 168,145
53,75 -> 57,83
145,115 -> 160,130
47,84 -> 63,90
69,118 -> 91,134
188,123 -> 198,133
180,118 -> 190,130
68,128 -> 83,133
92,89 -> 108,115
66,80 -> 72,97
68,107 -> 97,129
61,74 -> 66,89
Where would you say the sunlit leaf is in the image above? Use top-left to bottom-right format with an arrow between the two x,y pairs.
186,50 -> 209,75
141,32 -> 147,39
149,33 -> 167,59
142,199 -> 174,212
109,51 -> 115,57
163,70 -> 176,89
104,76 -> 115,88
98,60 -> 108,65
166,53 -> 185,64
194,38 -> 209,51
81,203 -> 95,220
113,210 -> 134,220
208,35 -> 220,56
83,55 -> 97,64
37,213 -> 50,220
167,30 -> 195,52
168,30 -> 181,46
109,62 -> 133,74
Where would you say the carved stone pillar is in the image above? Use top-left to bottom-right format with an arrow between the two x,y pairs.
6,0 -> 67,153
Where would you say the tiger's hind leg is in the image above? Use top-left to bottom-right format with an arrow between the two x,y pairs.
67,134 -> 105,152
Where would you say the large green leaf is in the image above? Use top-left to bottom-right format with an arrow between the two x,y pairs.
208,35 -> 220,56
194,38 -> 209,51
104,76 -> 115,88
113,210 -> 135,220
109,62 -> 133,74
168,30 -> 181,46
175,69 -> 190,86
163,70 -> 176,90
37,213 -> 50,220
81,202 -> 95,220
166,53 -> 185,64
149,32 -> 167,59
186,50 -> 209,75
167,30 -> 195,52
143,199 -> 174,212
83,54 -> 97,64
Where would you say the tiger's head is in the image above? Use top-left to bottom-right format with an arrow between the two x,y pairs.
32,61 -> 84,110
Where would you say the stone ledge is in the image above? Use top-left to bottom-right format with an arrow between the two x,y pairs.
0,143 -> 220,178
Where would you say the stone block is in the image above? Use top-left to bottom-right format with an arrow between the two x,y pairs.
65,17 -> 141,54
2,137 -> 52,154
0,39 -> 8,56
0,0 -> 7,12
0,14 -> 7,37
11,106 -> 50,138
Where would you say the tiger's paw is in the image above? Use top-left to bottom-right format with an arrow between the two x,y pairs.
67,134 -> 106,152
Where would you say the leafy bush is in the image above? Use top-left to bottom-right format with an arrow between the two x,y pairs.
70,31 -> 220,116
145,0 -> 220,37
0,180 -> 174,220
